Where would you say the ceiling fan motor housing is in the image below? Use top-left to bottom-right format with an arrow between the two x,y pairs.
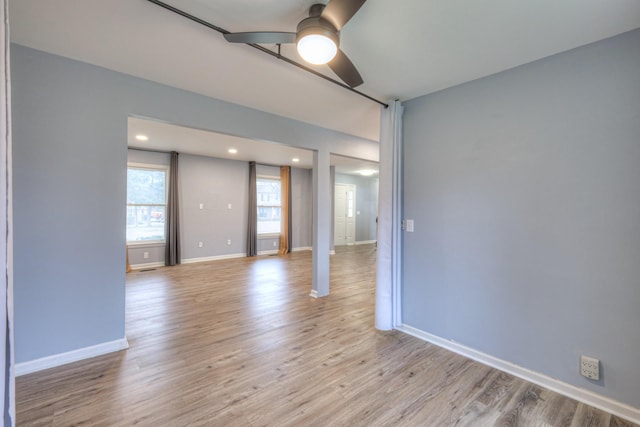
296,16 -> 340,48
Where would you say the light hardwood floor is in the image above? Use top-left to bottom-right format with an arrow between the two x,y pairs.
17,245 -> 638,426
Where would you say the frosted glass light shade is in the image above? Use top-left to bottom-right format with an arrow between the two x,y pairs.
297,34 -> 337,65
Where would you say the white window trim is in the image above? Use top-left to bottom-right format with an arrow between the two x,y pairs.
127,162 -> 170,246
128,162 -> 170,173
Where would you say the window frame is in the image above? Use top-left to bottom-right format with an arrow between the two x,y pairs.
256,174 -> 282,237
126,162 -> 170,246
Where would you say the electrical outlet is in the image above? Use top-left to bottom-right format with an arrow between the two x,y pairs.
273,241 -> 277,247
227,239 -> 231,246
198,241 -> 203,248
143,252 -> 149,259
580,355 -> 600,380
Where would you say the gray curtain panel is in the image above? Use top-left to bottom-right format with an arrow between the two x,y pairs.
247,161 -> 257,256
165,151 -> 180,266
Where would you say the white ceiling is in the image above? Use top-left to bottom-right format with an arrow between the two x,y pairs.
10,0 -> 640,163
128,117 -> 379,176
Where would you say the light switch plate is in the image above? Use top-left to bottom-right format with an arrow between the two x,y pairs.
405,219 -> 414,232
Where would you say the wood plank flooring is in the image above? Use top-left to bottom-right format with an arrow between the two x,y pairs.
17,245 -> 638,426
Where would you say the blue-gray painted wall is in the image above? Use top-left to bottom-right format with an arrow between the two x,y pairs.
402,29 -> 640,407
126,151 -> 314,265
173,153 -> 250,259
11,44 -> 376,363
291,167 -> 313,249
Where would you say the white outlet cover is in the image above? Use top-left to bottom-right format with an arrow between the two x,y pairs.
580,355 -> 600,380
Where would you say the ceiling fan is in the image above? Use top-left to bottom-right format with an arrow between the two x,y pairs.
223,0 -> 366,88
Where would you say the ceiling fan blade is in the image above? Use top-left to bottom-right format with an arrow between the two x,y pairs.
223,32 -> 296,44
321,0 -> 367,31
328,49 -> 363,88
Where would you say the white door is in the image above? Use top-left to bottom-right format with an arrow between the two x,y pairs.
334,184 -> 356,246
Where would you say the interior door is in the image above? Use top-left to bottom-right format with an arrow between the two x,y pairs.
334,183 -> 356,246
345,186 -> 356,245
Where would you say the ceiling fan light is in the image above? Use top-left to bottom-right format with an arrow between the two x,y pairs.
297,34 -> 337,65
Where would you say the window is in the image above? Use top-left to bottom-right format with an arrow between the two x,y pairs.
257,177 -> 281,234
126,164 -> 168,244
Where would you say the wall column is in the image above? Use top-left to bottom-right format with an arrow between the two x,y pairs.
329,165 -> 335,253
311,149 -> 331,297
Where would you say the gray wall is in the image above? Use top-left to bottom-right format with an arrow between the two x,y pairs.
13,50 -> 127,362
128,149 -> 169,166
127,151 -> 313,265
335,173 -> 379,242
402,28 -> 640,407
11,44 -> 376,363
179,154 -> 250,259
291,167 -> 313,249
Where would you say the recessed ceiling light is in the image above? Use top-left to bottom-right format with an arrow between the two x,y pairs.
135,134 -> 148,141
228,148 -> 238,154
292,158 -> 300,163
359,169 -> 377,176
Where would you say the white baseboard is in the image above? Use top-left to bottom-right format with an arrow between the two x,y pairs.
140,249 -> 313,267
297,247 -> 334,256
130,261 -> 164,270
16,337 -> 129,376
355,240 -> 377,245
181,253 -> 246,264
396,324 -> 640,425
258,249 -> 279,256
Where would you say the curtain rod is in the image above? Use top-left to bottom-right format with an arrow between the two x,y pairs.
145,0 -> 389,108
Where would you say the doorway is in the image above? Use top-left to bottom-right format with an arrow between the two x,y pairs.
334,183 -> 356,246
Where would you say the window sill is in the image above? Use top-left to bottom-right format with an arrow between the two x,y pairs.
127,241 -> 166,248
258,233 -> 280,239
